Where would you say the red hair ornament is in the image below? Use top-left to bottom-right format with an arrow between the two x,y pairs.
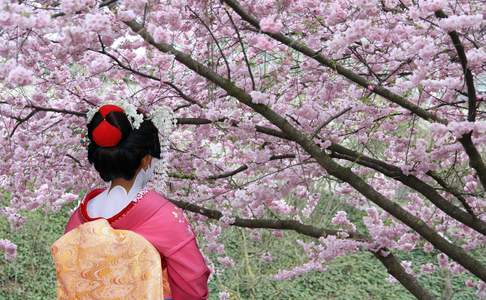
92,105 -> 124,147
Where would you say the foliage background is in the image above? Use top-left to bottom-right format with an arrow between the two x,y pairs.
0,191 -> 481,300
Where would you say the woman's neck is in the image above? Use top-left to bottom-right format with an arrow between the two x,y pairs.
110,177 -> 135,193
109,166 -> 143,194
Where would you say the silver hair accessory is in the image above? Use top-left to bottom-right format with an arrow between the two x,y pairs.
146,105 -> 177,192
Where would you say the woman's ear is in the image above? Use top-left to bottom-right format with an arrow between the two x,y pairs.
141,154 -> 152,171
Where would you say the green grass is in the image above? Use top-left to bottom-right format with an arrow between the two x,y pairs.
0,204 -> 72,300
0,199 -> 482,299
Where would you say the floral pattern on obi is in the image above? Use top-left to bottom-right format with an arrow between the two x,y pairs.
51,218 -> 166,300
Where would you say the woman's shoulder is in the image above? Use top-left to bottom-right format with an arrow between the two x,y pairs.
135,192 -> 195,252
141,188 -> 171,204
134,188 -> 177,219
140,190 -> 190,224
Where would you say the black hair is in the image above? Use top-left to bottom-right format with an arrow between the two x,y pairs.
87,110 -> 161,182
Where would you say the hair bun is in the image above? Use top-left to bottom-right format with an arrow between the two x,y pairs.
91,104 -> 125,147
99,104 -> 124,117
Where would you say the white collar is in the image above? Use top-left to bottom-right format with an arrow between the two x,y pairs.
107,165 -> 146,202
85,167 -> 148,219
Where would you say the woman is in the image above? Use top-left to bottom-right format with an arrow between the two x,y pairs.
55,103 -> 210,299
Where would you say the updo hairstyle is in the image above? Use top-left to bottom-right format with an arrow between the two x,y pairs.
87,107 -> 161,182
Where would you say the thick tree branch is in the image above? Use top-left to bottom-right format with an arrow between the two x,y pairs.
434,10 -> 478,122
432,10 -> 486,191
26,105 -> 86,117
5,105 -> 230,128
373,251 -> 435,300
458,133 -> 486,190
169,197 -> 435,300
123,18 -> 486,282
168,197 -> 366,240
220,0 -> 446,124
327,144 -> 486,234
222,0 -> 486,195
250,122 -> 486,233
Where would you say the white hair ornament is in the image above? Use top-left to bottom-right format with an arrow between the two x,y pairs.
147,105 -> 177,192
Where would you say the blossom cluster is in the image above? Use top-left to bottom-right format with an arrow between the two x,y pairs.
0,239 -> 17,261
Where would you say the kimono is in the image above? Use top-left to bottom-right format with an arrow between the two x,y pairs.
61,187 -> 210,300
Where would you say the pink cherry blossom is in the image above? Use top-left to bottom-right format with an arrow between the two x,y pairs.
438,14 -> 483,32
218,291 -> 230,300
420,263 -> 436,274
250,35 -> 275,51
438,253 -> 449,269
151,26 -> 171,44
331,211 -> 356,232
0,239 -> 17,261
259,15 -> 283,33
250,91 -> 274,105
6,65 -> 33,86
217,256 -> 235,268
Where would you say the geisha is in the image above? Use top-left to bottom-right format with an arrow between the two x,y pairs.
51,103 -> 210,299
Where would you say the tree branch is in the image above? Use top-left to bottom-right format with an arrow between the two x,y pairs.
373,251 -> 435,300
26,105 -> 86,117
169,196 -> 435,299
220,0 -> 446,124
427,170 -> 476,216
434,10 -> 478,122
245,121 -> 486,233
458,133 -> 486,190
222,0 -> 486,197
311,107 -> 352,138
188,6 -> 232,81
327,144 -> 486,234
65,154 -> 82,167
10,109 -> 38,137
168,197 -> 366,240
223,6 -> 256,90
123,18 -> 486,281
94,46 -> 204,108
433,10 -> 486,191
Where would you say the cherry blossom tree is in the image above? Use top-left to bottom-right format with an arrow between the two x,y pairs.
0,0 -> 485,298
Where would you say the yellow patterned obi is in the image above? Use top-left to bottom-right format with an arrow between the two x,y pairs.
51,218 -> 163,300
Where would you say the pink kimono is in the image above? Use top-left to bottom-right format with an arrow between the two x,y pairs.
64,188 -> 210,300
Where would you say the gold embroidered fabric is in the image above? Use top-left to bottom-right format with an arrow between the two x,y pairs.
51,219 -> 163,300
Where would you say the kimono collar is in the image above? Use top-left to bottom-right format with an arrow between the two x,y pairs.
107,167 -> 145,203
83,167 -> 148,221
